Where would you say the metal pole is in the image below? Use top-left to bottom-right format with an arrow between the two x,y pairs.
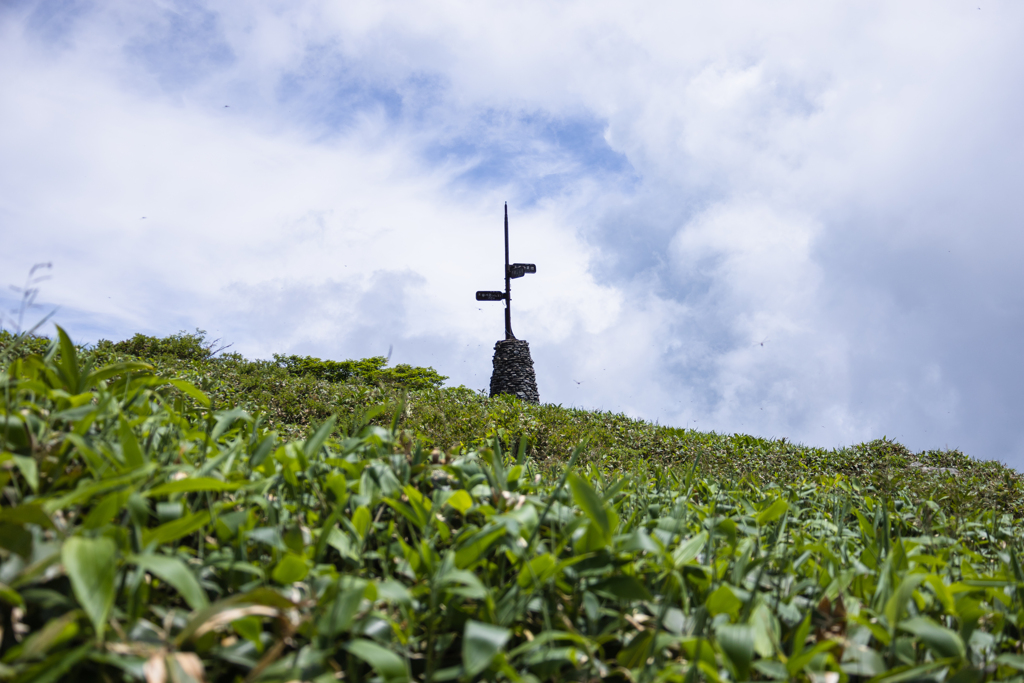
504,202 -> 514,339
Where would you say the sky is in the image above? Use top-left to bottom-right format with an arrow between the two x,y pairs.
2,1 -> 1024,468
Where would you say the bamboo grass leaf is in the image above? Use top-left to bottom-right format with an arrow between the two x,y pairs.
445,489 -> 473,514
271,553 -> 309,584
715,624 -> 754,681
569,473 -> 611,542
167,379 -> 210,408
61,536 -> 117,639
756,499 -> 788,526
463,620 -> 511,677
129,553 -> 209,611
673,531 -> 708,567
456,525 -> 506,569
83,360 -> 152,388
592,575 -> 653,602
142,510 -> 211,547
10,455 -> 38,492
303,416 -> 336,459
345,638 -> 409,683
145,478 -> 241,497
118,417 -> 145,469
885,573 -> 927,626
899,616 -> 965,660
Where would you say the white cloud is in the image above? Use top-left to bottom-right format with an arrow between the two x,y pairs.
3,0 -> 1024,466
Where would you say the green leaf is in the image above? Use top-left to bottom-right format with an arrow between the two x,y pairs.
787,639 -> 837,674
82,491 -> 129,530
455,525 -> 506,569
175,587 -> 295,645
616,629 -> 655,669
313,508 -> 344,561
673,532 -> 708,567
11,455 -> 38,493
62,536 -> 117,638
0,581 -> 23,607
0,503 -> 54,529
438,567 -> 488,600
385,498 -> 425,531
325,472 -> 348,505
592,575 -> 653,602
56,326 -> 82,392
574,519 -> 609,553
16,609 -> 81,660
129,553 -> 209,611
619,528 -> 659,553
705,584 -> 743,618
376,579 -> 412,605
752,660 -> 789,680
867,660 -> 950,683
142,510 -> 211,548
945,666 -> 984,683
211,408 -> 250,442
680,638 -> 718,667
507,629 -> 593,660
756,498 -> 789,525
851,613 -> 891,646
118,418 -> 145,469
0,523 -> 32,558
43,465 -> 155,513
250,434 -> 276,468
854,509 -> 876,540
271,553 -> 309,584
282,524 -> 304,553
790,612 -> 812,658
145,477 -> 241,497
885,573 -> 926,626
323,527 -> 351,558
304,416 -> 336,459
318,579 -> 369,636
352,506 -> 372,538
925,574 -> 955,614
345,638 -> 409,683
716,624 -> 754,681
231,615 -> 264,653
20,642 -> 91,683
84,361 -> 153,388
167,379 -> 211,407
996,654 -> 1024,671
445,489 -> 473,514
463,620 -> 511,677
568,473 -> 611,542
750,602 -> 777,657
899,616 -> 965,660
842,643 -> 886,677
517,553 -> 559,589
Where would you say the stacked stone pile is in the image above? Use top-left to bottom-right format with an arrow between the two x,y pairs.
489,339 -> 539,403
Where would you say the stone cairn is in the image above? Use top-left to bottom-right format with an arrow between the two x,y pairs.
489,339 -> 539,403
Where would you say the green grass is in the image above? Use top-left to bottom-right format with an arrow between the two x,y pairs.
2,328 -> 1024,682
84,330 -> 1024,518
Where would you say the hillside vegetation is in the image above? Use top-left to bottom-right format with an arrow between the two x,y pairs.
2,328 -> 1024,683
90,330 -> 1024,518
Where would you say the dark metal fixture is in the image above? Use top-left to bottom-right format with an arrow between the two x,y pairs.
475,203 -> 536,339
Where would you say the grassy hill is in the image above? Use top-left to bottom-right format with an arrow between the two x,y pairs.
88,330 -> 1024,517
2,328 -> 1023,682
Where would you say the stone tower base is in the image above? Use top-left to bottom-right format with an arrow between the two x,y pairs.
489,339 -> 539,403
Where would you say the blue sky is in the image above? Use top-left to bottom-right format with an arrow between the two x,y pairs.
3,1 -> 1024,468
